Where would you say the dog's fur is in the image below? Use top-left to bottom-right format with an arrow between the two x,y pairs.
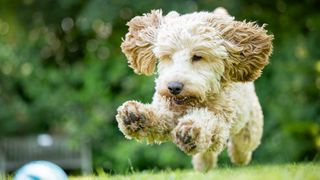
116,7 -> 273,171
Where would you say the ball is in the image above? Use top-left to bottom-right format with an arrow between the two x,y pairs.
14,160 -> 68,180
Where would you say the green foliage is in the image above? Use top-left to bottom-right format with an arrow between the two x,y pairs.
0,0 -> 319,173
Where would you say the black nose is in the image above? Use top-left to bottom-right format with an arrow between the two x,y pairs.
168,82 -> 184,95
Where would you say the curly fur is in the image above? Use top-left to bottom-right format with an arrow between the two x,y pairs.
121,10 -> 162,75
117,7 -> 273,171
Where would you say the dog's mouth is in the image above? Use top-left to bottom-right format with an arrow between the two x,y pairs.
158,91 -> 202,106
171,96 -> 197,105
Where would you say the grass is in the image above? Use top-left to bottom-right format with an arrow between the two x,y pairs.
70,163 -> 320,180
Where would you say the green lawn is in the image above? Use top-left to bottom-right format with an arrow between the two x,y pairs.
71,163 -> 320,180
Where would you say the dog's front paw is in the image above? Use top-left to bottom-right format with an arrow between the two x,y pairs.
116,101 -> 149,138
173,120 -> 201,155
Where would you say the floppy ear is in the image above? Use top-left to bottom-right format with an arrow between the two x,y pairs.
221,21 -> 273,82
121,10 -> 163,76
209,8 -> 273,82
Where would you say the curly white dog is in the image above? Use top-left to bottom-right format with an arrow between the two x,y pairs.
116,7 -> 273,171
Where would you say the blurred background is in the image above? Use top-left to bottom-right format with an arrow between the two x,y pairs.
0,0 -> 319,175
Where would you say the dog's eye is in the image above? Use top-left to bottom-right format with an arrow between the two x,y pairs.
192,55 -> 202,62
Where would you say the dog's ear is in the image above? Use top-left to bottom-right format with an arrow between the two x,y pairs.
121,10 -> 163,76
209,8 -> 273,82
221,21 -> 273,82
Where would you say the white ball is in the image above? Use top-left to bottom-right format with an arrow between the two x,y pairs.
14,161 -> 68,180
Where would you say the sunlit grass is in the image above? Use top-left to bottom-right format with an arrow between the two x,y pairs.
70,163 -> 320,180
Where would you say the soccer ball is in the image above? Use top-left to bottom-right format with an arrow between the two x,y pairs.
14,161 -> 68,180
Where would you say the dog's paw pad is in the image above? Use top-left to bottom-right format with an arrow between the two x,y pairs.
174,122 -> 200,154
117,101 -> 147,134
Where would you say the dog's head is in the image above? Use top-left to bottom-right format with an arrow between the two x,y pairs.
121,8 -> 273,105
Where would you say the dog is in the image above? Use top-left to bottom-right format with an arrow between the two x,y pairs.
116,7 -> 273,171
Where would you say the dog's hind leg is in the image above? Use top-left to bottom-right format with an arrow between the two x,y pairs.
192,151 -> 219,171
227,106 -> 263,165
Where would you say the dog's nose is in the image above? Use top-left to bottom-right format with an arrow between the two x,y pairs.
168,82 -> 184,95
